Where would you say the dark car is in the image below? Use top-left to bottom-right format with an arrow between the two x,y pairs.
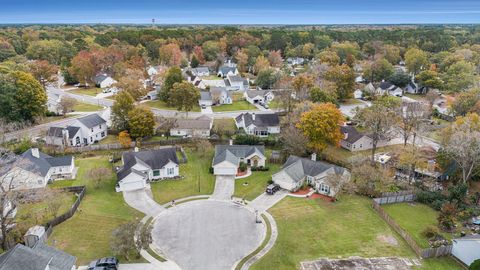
266,184 -> 280,195
88,257 -> 119,270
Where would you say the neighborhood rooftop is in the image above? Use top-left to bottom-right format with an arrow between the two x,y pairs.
213,145 -> 265,166
0,243 -> 76,270
77,114 -> 106,128
117,147 -> 179,181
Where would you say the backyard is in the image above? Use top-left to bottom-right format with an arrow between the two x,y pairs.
382,203 -> 454,248
252,196 -> 463,270
145,99 -> 201,112
234,163 -> 281,201
212,100 -> 256,112
47,157 -> 143,265
150,149 -> 216,204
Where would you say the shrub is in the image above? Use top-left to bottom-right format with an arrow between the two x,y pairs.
267,179 -> 274,184
239,162 -> 247,172
438,202 -> 457,231
470,259 -> 480,270
422,225 -> 441,239
251,166 -> 270,171
209,167 -> 214,174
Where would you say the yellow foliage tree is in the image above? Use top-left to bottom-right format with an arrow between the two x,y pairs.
118,130 -> 132,148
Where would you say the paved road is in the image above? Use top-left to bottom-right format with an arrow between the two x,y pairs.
79,263 -> 178,270
123,188 -> 165,217
249,190 -> 288,212
210,175 -> 235,200
152,200 -> 265,270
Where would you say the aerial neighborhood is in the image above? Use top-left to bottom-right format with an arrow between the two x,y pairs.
0,12 -> 480,270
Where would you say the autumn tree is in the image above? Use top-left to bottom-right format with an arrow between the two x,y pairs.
128,106 -> 155,139
443,60 -> 475,93
297,103 -> 345,152
235,49 -> 249,73
355,96 -> 400,163
193,46 -> 205,64
363,58 -> 394,82
168,82 -> 200,117
156,117 -> 177,138
114,69 -> 147,101
253,55 -> 270,75
29,60 -> 58,89
69,51 -> 95,87
268,50 -> 283,68
442,113 -> 480,184
451,89 -> 480,116
398,101 -> 430,146
255,69 -> 278,89
317,50 -> 340,66
325,64 -> 355,101
118,131 -> 132,148
111,91 -> 135,131
159,43 -> 182,66
292,74 -> 314,101
382,44 -> 401,65
161,66 -> 183,101
12,71 -> 47,121
405,48 -> 429,74
58,97 -> 78,115
416,70 -> 443,90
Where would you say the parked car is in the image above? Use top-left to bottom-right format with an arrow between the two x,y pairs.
88,257 -> 119,270
266,184 -> 280,195
201,104 -> 206,109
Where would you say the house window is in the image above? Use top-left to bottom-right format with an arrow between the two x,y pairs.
167,168 -> 174,175
90,137 -> 93,142
306,176 -> 313,184
153,170 -> 160,177
101,132 -> 105,137
75,137 -> 80,145
319,183 -> 330,194
91,128 -> 93,132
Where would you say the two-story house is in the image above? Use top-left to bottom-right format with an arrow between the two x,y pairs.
224,75 -> 248,91
217,66 -> 239,78
235,113 -> 280,137
116,147 -> 180,192
46,114 -> 108,147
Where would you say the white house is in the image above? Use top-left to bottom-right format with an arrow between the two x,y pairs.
272,154 -> 350,197
212,145 -> 266,175
94,74 -> 117,89
353,89 -> 363,99
405,81 -> 427,94
116,147 -> 179,192
377,81 -> 403,97
244,90 -> 274,105
1,148 -> 76,190
235,113 -> 280,137
217,66 -> 239,78
170,116 -> 212,138
147,65 -> 163,77
197,78 -> 226,90
199,91 -> 213,107
46,114 -> 108,147
210,87 -> 232,105
286,57 -> 305,66
191,66 -> 210,77
340,125 -> 393,151
452,235 -> 480,267
225,75 -> 248,91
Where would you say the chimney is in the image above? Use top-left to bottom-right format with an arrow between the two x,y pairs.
24,225 -> 46,248
229,139 -> 233,146
134,147 -> 139,152
252,113 -> 255,121
311,153 -> 317,161
344,132 -> 349,140
31,148 -> 40,158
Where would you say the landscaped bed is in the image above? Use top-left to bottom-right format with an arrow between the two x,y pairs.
47,157 -> 143,265
252,196 -> 463,270
211,101 -> 256,112
150,149 -> 215,204
234,164 -> 281,201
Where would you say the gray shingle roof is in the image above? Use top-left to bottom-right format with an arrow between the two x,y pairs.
213,145 -> 265,166
47,127 -> 64,138
340,125 -> 365,144
281,155 -> 346,183
173,118 -> 211,130
66,126 -> 80,139
19,149 -> 73,177
200,91 -> 212,101
77,114 -> 106,128
0,243 -> 76,270
117,148 -> 179,181
218,66 -> 237,75
45,156 -> 73,167
236,113 -> 280,128
191,67 -> 209,74
245,90 -> 270,98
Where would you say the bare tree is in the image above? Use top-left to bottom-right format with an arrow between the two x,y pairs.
58,97 -> 78,115
111,221 -> 152,261
156,117 -> 177,139
88,167 -> 111,189
324,172 -> 350,199
398,102 -> 430,147
279,125 -> 309,157
195,139 -> 212,157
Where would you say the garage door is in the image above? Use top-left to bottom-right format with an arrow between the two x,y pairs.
214,166 -> 236,175
120,180 -> 145,192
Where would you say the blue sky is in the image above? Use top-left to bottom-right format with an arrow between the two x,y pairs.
1,0 -> 480,24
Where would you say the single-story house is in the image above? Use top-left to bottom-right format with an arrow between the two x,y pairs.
235,113 -> 280,137
212,145 -> 266,175
170,116 -> 212,138
452,235 -> 480,267
46,114 -> 108,147
286,57 -> 305,66
199,91 -> 213,107
272,154 -> 350,197
244,90 -> 274,105
197,78 -> 226,90
217,66 -> 238,78
191,66 -> 210,77
340,125 -> 392,151
1,148 -> 75,190
146,90 -> 158,100
353,89 -> 363,99
377,81 -> 403,97
0,243 -> 76,270
225,75 -> 248,91
210,87 -> 232,105
94,74 -> 117,89
116,147 -> 179,192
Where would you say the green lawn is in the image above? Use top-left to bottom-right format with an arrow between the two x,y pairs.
73,102 -> 103,112
234,164 -> 281,201
212,101 -> 256,112
150,149 -> 215,204
145,99 -> 201,112
252,196 -> 416,270
47,157 -> 143,265
382,203 -> 453,249
415,257 -> 465,270
98,134 -> 119,145
201,75 -> 222,80
69,87 -> 101,97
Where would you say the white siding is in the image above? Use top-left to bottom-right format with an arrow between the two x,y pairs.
272,170 -> 301,191
452,239 -> 480,266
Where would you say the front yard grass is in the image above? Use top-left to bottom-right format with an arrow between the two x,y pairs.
382,203 -> 453,249
69,87 -> 101,97
150,149 -> 215,204
73,102 -> 103,112
47,157 -> 143,265
212,100 -> 256,112
234,164 -> 281,201
252,196 -> 415,270
145,99 -> 201,112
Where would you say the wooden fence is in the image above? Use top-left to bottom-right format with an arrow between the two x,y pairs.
374,193 -> 416,205
372,198 -> 453,258
45,185 -> 86,238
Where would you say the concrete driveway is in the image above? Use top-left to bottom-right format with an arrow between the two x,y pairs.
210,175 -> 235,200
123,188 -> 165,216
201,105 -> 213,114
152,200 -> 265,270
249,189 -> 288,212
